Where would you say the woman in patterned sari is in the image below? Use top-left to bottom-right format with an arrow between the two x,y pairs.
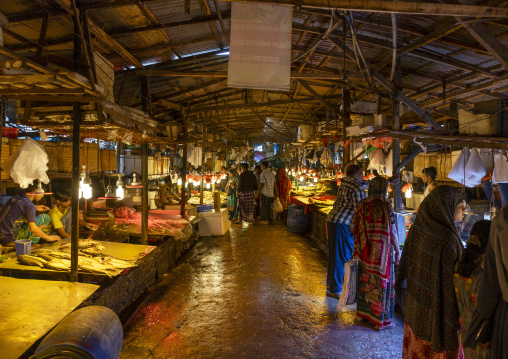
352,176 -> 400,330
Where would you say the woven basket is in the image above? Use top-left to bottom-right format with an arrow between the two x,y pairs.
58,143 -> 98,173
100,150 -> 116,172
162,157 -> 169,174
1,144 -> 10,180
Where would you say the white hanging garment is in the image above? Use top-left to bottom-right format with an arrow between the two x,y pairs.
492,153 -> 508,184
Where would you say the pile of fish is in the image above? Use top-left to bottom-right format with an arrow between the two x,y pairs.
17,239 -> 136,277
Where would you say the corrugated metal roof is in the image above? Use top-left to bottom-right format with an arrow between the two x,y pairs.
0,0 -> 507,142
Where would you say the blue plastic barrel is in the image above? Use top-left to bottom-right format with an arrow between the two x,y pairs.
197,204 -> 213,213
287,204 -> 310,234
34,306 -> 123,359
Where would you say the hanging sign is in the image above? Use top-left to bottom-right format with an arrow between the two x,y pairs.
227,2 -> 292,91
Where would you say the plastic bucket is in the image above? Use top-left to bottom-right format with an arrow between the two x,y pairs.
2,127 -> 19,138
34,306 -> 123,359
15,239 -> 31,256
287,204 -> 310,234
197,204 -> 213,213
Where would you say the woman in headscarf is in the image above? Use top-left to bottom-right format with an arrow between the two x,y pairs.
395,185 -> 467,359
226,168 -> 239,221
275,168 -> 291,223
352,176 -> 400,330
454,220 -> 491,359
464,207 -> 508,359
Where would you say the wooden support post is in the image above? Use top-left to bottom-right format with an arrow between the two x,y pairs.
97,140 -> 101,173
116,142 -> 121,173
70,10 -> 82,283
180,142 -> 188,218
140,76 -> 150,245
342,86 -> 351,165
71,103 -> 81,283
0,96 -> 5,193
200,124 -> 206,205
141,143 -> 148,245
392,59 -> 403,212
212,130 -> 216,194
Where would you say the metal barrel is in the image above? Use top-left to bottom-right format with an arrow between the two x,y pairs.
286,204 -> 310,234
33,306 -> 123,359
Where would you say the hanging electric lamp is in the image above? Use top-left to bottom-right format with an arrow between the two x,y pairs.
116,174 -> 125,200
105,184 -> 115,198
34,179 -> 44,194
131,172 -> 139,186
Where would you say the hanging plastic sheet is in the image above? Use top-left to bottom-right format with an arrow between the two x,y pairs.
464,148 -> 486,187
2,138 -> 50,188
367,149 -> 385,173
448,147 -> 472,187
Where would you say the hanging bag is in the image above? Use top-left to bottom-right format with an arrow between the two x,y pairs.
2,138 -> 50,188
338,258 -> 359,308
448,147 -> 471,187
274,198 -> 283,214
465,148 -> 487,187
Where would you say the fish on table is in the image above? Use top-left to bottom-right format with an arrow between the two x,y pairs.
17,255 -> 48,268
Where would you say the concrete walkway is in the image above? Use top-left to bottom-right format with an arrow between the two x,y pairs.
120,223 -> 403,359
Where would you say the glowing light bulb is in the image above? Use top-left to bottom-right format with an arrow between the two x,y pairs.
82,183 -> 92,199
116,186 -> 124,200
405,187 -> 412,198
177,178 -> 182,186
206,183 -> 211,189
314,177 -> 318,183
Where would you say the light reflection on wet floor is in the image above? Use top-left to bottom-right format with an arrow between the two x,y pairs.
120,222 -> 403,359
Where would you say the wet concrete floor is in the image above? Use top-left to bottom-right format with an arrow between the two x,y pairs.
120,222 -> 403,359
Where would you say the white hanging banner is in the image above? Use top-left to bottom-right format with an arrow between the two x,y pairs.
227,3 -> 292,91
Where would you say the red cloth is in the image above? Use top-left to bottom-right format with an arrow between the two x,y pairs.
310,195 -> 336,202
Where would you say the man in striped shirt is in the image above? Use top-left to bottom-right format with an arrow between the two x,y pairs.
326,164 -> 367,299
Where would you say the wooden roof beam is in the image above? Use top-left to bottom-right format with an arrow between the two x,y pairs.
186,95 -> 342,114
136,69 -> 348,81
448,0 -> 508,69
293,23 -> 499,76
219,0 -> 508,17
298,80 -> 342,116
424,74 -> 508,107
329,36 -> 440,129
51,0 -> 143,69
